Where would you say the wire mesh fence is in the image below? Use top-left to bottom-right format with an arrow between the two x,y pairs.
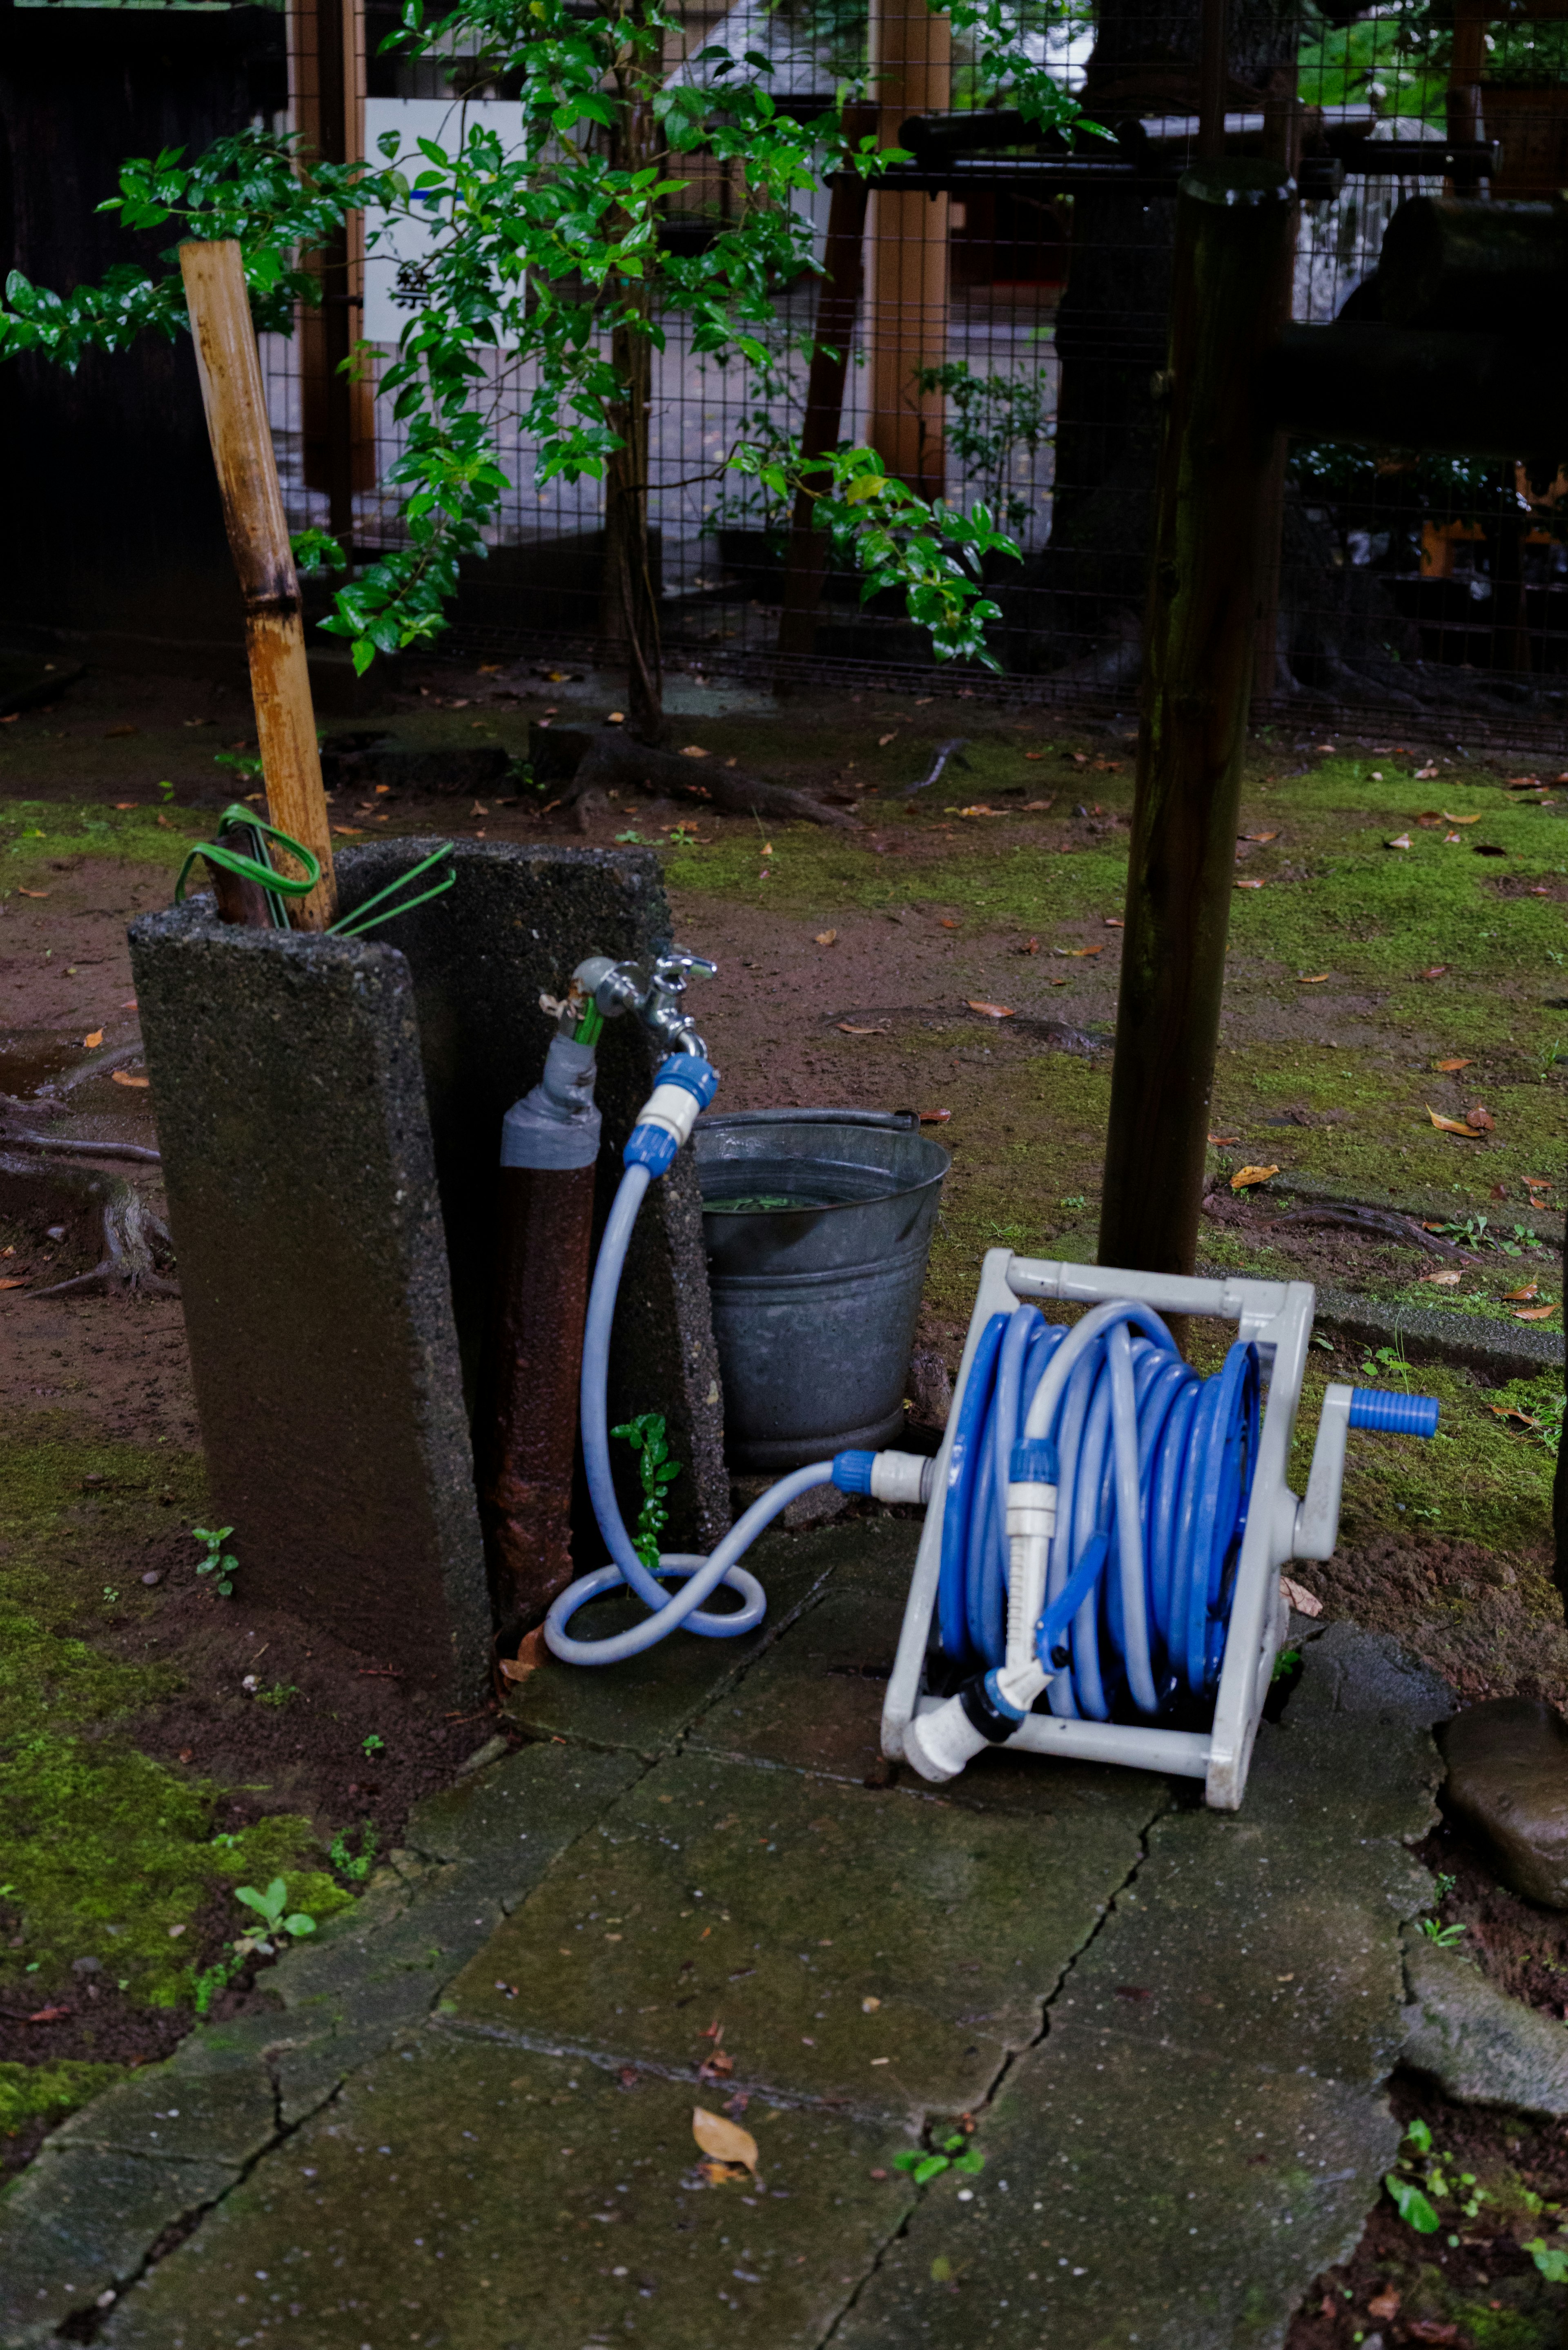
16,0 -> 1568,731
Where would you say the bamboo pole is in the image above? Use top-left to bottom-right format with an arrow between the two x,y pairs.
180,239 -> 337,930
867,0 -> 949,497
1096,164 -> 1294,1284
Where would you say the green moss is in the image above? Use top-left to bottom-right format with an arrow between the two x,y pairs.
0,1424 -> 347,2012
0,799 -> 206,896
0,2060 -> 125,2145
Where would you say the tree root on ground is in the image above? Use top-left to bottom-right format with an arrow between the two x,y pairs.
0,1154 -> 177,1298
535,727 -> 859,830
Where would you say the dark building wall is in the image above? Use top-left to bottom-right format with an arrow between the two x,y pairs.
0,5 -> 285,657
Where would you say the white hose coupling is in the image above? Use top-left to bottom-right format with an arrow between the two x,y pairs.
831,1449 -> 937,1505
1005,1481 -> 1058,1542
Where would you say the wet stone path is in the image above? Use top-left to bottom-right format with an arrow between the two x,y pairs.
0,1520 -> 1450,2349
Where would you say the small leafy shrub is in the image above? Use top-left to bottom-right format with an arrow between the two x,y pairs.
193,1524 -> 238,1596
612,1412 -> 684,1574
329,1824 -> 379,1883
892,2127 -> 985,2187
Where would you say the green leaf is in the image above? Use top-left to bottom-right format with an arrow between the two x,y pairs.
913,2154 -> 949,2185
890,2149 -> 922,2172
1526,2238 -> 1568,2284
1384,2172 -> 1440,2234
1404,2116 -> 1434,2154
929,2256 -> 953,2283
953,2150 -> 985,2176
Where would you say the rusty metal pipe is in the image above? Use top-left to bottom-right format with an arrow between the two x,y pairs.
476,1034 -> 602,1629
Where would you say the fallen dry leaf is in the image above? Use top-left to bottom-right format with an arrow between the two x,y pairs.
680,745 -> 710,759
1298,973 -> 1330,984
938,918 -> 961,930
1524,1174 -> 1552,1190
1420,965 -> 1450,979
1388,834 -> 1412,850
1091,758 -> 1121,773
1420,1269 -> 1462,1286
1024,799 -> 1054,812
0,1277 -> 31,1291
332,825 -> 363,837
1405,2323 -> 1458,2345
693,2106 -> 758,2176
878,732 -> 897,746
1235,877 -> 1267,890
1104,916 -> 1124,928
1067,751 -> 1089,766
82,1030 -> 103,1049
1465,1103 -> 1496,1131
956,804 -> 1003,818
26,2005 -> 72,2024
1504,1283 -> 1540,1302
498,1628 -> 547,1686
1018,937 -> 1040,954
760,843 -> 773,858
965,1001 -> 1016,1019
1241,830 -> 1278,844
1208,1133 -> 1240,1146
814,930 -> 838,946
1516,1303 -> 1559,1321
1065,945 -> 1103,958
1506,776 -> 1540,789
1492,1402 -> 1541,1429
1425,1106 -> 1479,1137
1230,1164 -> 1279,1191
1434,1057 -> 1472,1072
114,801 -> 138,810
1441,811 -> 1480,824
1025,751 -> 1044,761
1280,1575 -> 1323,1619
919,1109 -> 951,1123
156,813 -> 173,830
112,1070 -> 150,1090
1367,2288 -> 1401,2323
103,724 -> 138,738
1414,765 -> 1439,779
16,888 -> 49,899
837,1022 -> 889,1035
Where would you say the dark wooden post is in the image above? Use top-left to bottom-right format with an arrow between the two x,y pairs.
778,107 -> 877,660
1097,161 -> 1294,1281
291,0 -> 372,545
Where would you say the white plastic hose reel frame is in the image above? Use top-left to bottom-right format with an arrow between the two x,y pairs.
881,1250 -> 1334,1812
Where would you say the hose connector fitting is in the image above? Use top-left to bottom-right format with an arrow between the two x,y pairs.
961,1668 -> 1029,1742
833,1449 -> 936,1505
623,1053 -> 719,1177
1006,1434 -> 1059,1543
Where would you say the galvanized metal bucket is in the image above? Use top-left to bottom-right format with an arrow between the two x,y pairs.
693,1108 -> 951,1471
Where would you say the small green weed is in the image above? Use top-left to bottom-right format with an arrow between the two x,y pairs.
1418,1917 -> 1468,1947
329,1823 -> 379,1882
234,1878 -> 316,1948
1058,1194 -> 1087,1210
361,1732 -> 385,1757
1359,1341 -> 1411,1387
892,2128 -> 985,2187
192,1524 -> 238,1596
101,1586 -> 118,1604
1270,1646 -> 1302,1684
612,1412 -> 684,1574
252,1683 -> 298,1709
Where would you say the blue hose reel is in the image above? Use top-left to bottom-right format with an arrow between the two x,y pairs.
882,1251 -> 1441,1810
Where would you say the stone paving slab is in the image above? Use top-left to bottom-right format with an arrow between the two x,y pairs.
832,1624 -> 1450,2349
502,1519 -> 873,1756
443,1745 -> 1164,2115
99,2035 -> 912,2350
0,1742 -> 640,2349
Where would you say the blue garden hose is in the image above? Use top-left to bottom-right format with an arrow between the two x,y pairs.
543,1051 -> 1441,1695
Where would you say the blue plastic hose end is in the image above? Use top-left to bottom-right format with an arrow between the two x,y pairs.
1348,1387 -> 1440,1438
622,1123 -> 679,1177
1008,1436 -> 1059,1483
980,1668 -> 1028,1724
832,1450 -> 877,1495
655,1053 -> 719,1108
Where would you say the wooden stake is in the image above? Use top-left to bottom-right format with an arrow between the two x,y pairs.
179,239 -> 336,930
867,0 -> 949,497
1097,164 -> 1294,1284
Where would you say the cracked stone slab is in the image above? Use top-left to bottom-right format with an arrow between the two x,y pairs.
1400,1920 -> 1568,2117
0,2152 -> 238,2348
685,1525 -> 1164,1824
443,1746 -> 1164,2114
501,1520 -> 856,1757
0,1741 -> 640,2342
99,2034 -> 911,2350
833,1623 -> 1449,2349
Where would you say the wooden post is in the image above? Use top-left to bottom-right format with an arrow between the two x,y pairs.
1196,0 -> 1227,163
778,106 -> 876,660
1250,63 -> 1302,716
1446,0 -> 1490,198
290,0 -> 374,541
1096,163 -> 1294,1282
867,0 -> 949,496
180,239 -> 337,930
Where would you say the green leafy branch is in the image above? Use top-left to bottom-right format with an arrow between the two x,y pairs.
612,1410 -> 684,1573
892,2126 -> 985,2186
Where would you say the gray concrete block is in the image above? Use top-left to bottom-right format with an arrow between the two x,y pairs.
1400,1922 -> 1568,2117
128,842 -> 728,1702
129,898 -> 490,1703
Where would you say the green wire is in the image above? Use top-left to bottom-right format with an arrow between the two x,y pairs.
328,844 -> 457,939
574,1000 -> 605,1047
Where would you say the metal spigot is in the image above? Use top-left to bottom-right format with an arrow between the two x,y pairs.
574,944 -> 717,1060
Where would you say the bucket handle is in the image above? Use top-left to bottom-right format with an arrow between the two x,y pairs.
696,1107 -> 920,1132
